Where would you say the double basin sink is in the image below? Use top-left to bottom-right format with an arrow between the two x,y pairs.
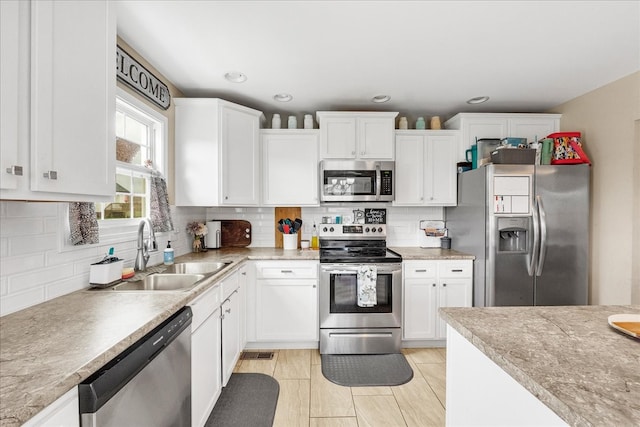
108,261 -> 232,292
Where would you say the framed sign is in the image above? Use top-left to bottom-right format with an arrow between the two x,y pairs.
365,208 -> 386,224
116,45 -> 171,110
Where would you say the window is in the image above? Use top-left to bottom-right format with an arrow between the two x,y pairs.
96,89 -> 166,222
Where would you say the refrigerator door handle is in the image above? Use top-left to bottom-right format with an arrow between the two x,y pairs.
528,199 -> 540,276
535,195 -> 548,276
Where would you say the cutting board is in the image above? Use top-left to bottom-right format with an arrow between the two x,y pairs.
275,207 -> 301,248
220,220 -> 252,247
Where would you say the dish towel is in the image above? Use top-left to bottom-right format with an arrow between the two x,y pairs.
357,265 -> 378,307
68,202 -> 99,245
149,168 -> 174,233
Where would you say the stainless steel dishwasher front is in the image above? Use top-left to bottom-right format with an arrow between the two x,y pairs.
78,306 -> 192,427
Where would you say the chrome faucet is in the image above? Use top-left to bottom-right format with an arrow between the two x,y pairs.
134,218 -> 158,271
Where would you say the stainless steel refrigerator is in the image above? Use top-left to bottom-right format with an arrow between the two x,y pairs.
446,164 -> 590,307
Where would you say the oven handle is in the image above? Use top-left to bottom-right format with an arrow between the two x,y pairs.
321,265 -> 402,275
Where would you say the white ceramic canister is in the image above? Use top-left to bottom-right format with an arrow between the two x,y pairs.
288,115 -> 297,129
430,116 -> 442,129
304,114 -> 313,129
398,117 -> 408,129
272,114 -> 281,129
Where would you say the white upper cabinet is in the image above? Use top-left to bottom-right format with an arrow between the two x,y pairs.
316,111 -> 398,160
261,130 -> 319,206
394,130 -> 459,206
1,0 -> 116,202
445,113 -> 561,161
175,98 -> 263,206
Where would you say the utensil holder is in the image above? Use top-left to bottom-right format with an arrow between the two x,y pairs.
283,233 -> 298,250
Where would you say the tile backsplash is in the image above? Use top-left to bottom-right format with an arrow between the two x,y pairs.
1,202 -> 443,316
0,201 -> 206,316
206,205 -> 444,247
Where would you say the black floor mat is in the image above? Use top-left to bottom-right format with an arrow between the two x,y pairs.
205,373 -> 279,427
321,353 -> 414,387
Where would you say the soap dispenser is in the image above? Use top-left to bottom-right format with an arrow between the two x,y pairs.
163,241 -> 174,265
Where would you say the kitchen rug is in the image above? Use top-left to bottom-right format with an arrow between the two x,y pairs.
205,373 -> 279,427
321,353 -> 413,387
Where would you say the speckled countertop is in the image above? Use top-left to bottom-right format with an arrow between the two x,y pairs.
0,246 -> 471,426
440,305 -> 640,427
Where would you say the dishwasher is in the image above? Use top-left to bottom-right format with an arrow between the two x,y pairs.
79,307 -> 192,427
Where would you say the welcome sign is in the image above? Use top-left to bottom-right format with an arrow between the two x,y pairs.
116,45 -> 171,110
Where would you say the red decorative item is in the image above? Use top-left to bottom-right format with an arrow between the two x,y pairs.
547,132 -> 591,165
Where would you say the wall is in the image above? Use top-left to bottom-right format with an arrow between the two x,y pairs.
551,72 -> 640,305
0,39 -> 206,316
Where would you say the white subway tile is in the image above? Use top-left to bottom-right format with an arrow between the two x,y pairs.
0,218 -> 45,237
9,233 -> 58,256
46,274 -> 90,299
0,254 -> 46,276
8,264 -> 75,293
0,287 -> 46,316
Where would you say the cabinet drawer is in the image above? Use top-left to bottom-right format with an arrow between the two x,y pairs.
438,260 -> 473,278
403,261 -> 437,279
189,285 -> 222,331
255,261 -> 318,279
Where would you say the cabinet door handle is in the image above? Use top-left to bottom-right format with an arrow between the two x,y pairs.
313,284 -> 316,288
432,283 -> 436,287
6,165 -> 23,176
225,308 -> 231,314
415,269 -> 427,273
242,272 -> 247,276
451,269 -> 463,272
280,270 -> 293,273
442,283 -> 447,287
43,170 -> 58,180
351,151 -> 356,155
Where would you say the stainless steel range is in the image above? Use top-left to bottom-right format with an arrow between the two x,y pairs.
319,216 -> 402,355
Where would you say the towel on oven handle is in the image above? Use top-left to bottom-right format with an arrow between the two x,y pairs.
357,265 -> 377,307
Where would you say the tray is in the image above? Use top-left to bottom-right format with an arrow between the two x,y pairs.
607,314 -> 640,338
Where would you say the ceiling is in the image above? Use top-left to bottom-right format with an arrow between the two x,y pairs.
116,1 -> 639,122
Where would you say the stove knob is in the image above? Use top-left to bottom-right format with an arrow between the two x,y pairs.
371,228 -> 376,233
365,227 -> 370,233
322,227 -> 328,232
378,227 -> 383,233
329,227 -> 334,232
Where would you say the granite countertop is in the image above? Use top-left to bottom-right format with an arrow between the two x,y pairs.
391,247 -> 475,260
440,305 -> 640,426
1,246 -> 472,425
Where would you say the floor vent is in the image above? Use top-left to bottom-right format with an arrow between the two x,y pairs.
240,351 -> 274,360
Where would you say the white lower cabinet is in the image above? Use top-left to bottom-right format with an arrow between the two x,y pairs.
220,271 -> 241,386
254,261 -> 319,343
403,260 -> 472,341
189,283 -> 222,427
22,387 -> 79,427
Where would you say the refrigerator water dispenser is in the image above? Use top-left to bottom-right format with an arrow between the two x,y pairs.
497,217 -> 528,253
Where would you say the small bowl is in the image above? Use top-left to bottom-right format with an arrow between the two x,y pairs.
300,240 -> 310,249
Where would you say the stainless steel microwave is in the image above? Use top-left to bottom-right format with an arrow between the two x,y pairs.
319,160 -> 395,203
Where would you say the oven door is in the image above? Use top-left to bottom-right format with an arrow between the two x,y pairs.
319,263 -> 402,329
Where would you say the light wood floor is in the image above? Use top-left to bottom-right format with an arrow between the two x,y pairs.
234,348 -> 447,427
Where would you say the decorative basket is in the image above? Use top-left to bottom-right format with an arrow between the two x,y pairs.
548,132 -> 591,165
116,138 -> 140,163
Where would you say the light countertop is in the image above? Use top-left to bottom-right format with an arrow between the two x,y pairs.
0,246 -> 471,426
440,305 -> 640,426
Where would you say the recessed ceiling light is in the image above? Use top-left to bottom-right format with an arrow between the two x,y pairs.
467,96 -> 490,104
224,71 -> 247,83
371,95 -> 391,103
273,93 -> 293,102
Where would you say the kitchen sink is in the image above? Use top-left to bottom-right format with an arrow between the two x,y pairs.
163,261 -> 232,275
111,273 -> 205,291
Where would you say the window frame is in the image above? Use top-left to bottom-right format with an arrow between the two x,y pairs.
59,87 -> 169,252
